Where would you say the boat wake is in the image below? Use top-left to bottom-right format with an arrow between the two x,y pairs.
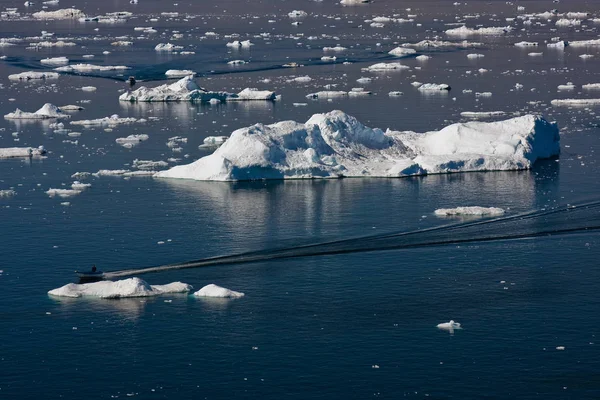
105,200 -> 600,279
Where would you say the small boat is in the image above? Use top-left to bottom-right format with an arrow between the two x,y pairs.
75,270 -> 105,281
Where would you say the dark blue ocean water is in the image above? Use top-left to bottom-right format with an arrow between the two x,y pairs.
2,0 -> 600,398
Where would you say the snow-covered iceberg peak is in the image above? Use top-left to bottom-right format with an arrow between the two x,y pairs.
48,277 -> 192,299
155,111 -> 559,182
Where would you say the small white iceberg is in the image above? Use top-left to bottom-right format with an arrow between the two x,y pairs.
0,146 -> 46,158
193,284 -> 245,298
437,320 -> 462,333
8,71 -> 59,80
48,277 -> 192,299
4,103 -> 68,119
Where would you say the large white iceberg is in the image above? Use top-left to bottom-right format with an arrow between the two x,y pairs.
193,284 -> 245,298
119,76 -> 276,102
48,277 -> 192,298
155,110 -> 560,181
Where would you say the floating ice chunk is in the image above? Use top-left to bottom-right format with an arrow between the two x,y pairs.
514,41 -> 538,47
154,43 -> 183,51
116,134 -> 149,148
306,91 -> 348,99
446,25 -> 512,36
388,91 -> 403,96
81,86 -> 96,91
340,0 -> 370,4
388,47 -> 416,57
323,46 -> 347,52
288,76 -> 312,83
46,188 -> 81,198
356,77 -> 372,84
460,111 -> 506,118
154,111 -> 560,182
227,59 -> 246,65
48,277 -> 192,298
201,136 -> 228,147
60,105 -> 85,111
556,346 -> 565,351
403,40 -> 482,49
528,52 -> 543,57
348,88 -> 372,96
0,190 -> 16,198
555,19 -> 581,27
434,206 -> 505,217
133,159 -> 168,170
71,114 -> 138,126
229,88 -> 277,101
32,8 -> 85,19
193,284 -> 245,298
288,10 -> 308,18
415,55 -> 430,61
418,83 -> 450,91
55,64 -> 130,72
40,56 -> 69,65
467,53 -> 484,59
557,83 -> 576,91
165,69 -> 196,78
569,39 -> 600,47
583,83 -> 600,90
551,99 -> 600,106
0,146 -> 46,158
8,71 -> 59,80
437,320 -> 462,332
5,103 -> 68,119
362,62 -> 410,72
547,41 -> 568,49
580,54 -> 594,59
321,56 -> 336,62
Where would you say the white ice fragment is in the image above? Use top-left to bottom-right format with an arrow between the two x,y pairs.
437,320 -> 462,332
165,69 -> 196,77
4,103 -> 68,119
48,277 -> 192,298
362,62 -> 410,72
388,47 -> 416,57
551,99 -> 600,106
32,8 -> 85,19
40,56 -> 69,65
116,134 -> 149,148
446,25 -> 513,36
55,64 -> 130,72
0,146 -> 46,158
193,284 -> 245,298
8,71 -> 59,80
418,83 -> 450,91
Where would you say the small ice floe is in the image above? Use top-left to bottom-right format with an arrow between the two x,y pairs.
557,83 -> 576,91
119,76 -> 276,102
0,190 -> 16,198
340,0 -> 370,4
60,105 -> 85,111
81,86 -> 96,92
287,76 -> 312,83
48,277 -> 192,299
388,47 -> 416,57
418,83 -> 450,91
323,46 -> 347,52
32,8 -> 85,19
226,40 -> 253,48
8,71 -> 59,80
460,111 -> 506,118
55,64 -> 130,73
348,88 -> 372,96
30,40 -> 76,48
528,52 -> 543,57
362,62 -> 410,72
46,181 -> 91,198
306,91 -> 348,99
556,346 -> 565,351
40,56 -> 69,65
547,41 -> 568,49
228,59 -> 246,65
132,159 -> 168,170
4,103 -> 68,119
403,39 -> 483,50
321,56 -> 336,62
111,41 -> 133,47
583,83 -> 600,90
288,10 -> 308,18
580,54 -> 594,60
388,91 -> 403,96
551,99 -> 600,106
514,41 -> 538,47
446,25 -> 512,36
154,43 -> 183,51
200,136 -> 228,148
0,146 -> 46,158
116,134 -> 149,148
356,77 -> 372,84
555,19 -> 581,27
570,39 -> 600,47
467,53 -> 484,59
71,114 -> 139,127
437,320 -> 462,333
193,284 -> 245,298
415,55 -> 430,61
165,69 -> 196,78
434,206 -> 505,217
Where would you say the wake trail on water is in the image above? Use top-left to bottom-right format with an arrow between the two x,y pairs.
105,201 -> 600,278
